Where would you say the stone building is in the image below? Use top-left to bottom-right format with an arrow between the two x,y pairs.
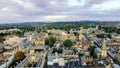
101,39 -> 107,57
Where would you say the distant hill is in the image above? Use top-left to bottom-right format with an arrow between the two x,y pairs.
0,20 -> 120,26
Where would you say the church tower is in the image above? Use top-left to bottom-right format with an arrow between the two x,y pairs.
101,39 -> 107,57
79,27 -> 83,41
96,25 -> 98,30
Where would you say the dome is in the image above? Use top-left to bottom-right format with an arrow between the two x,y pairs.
95,48 -> 101,53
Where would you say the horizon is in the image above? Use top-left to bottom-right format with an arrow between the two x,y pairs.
0,0 -> 120,23
1,20 -> 120,25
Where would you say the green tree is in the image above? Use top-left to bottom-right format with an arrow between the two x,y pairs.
96,34 -> 104,39
48,32 -> 53,35
98,25 -> 101,30
42,29 -> 47,33
0,37 -> 5,42
45,39 -> 49,45
78,53 -> 84,57
63,39 -> 73,48
96,34 -> 112,39
88,46 -> 97,58
0,44 -> 5,53
74,32 -> 79,36
116,28 -> 120,34
107,34 -> 112,39
14,51 -> 26,62
88,46 -> 96,51
45,37 -> 56,47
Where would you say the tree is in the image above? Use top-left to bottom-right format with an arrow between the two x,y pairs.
88,46 -> 96,52
0,44 -> 5,53
96,34 -> 104,39
14,51 -> 26,62
45,37 -> 56,47
78,53 -> 84,57
88,46 -> 97,58
0,37 -> 5,42
48,32 -> 53,35
107,34 -> 112,39
116,28 -> 120,34
45,39 -> 49,45
96,34 -> 112,39
42,29 -> 47,33
98,25 -> 102,30
63,39 -> 73,48
52,48 -> 62,53
74,32 -> 79,36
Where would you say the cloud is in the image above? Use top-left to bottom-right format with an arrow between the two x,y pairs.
1,8 -> 11,11
0,0 -> 120,23
43,15 -> 67,21
68,0 -> 86,7
90,0 -> 120,11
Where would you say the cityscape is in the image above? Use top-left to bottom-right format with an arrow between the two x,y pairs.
0,0 -> 120,68
0,22 -> 120,68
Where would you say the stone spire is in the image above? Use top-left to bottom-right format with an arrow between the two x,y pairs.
102,38 -> 106,49
101,38 -> 107,57
79,27 -> 83,41
96,25 -> 98,30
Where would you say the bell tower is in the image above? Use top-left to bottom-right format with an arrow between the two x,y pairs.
101,39 -> 107,57
96,25 -> 98,30
79,27 -> 83,41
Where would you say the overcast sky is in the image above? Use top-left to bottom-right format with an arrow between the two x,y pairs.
0,0 -> 120,23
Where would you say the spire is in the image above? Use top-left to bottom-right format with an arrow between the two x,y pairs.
102,38 -> 106,49
102,22 -> 106,49
79,27 -> 83,41
101,22 -> 107,57
96,25 -> 98,30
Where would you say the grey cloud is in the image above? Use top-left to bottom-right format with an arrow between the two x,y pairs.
0,0 -> 120,23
